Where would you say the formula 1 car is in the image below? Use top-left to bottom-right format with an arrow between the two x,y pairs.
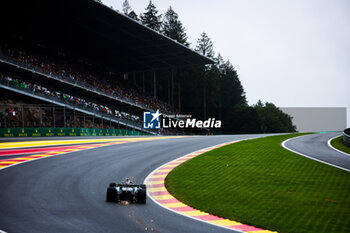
106,179 -> 146,204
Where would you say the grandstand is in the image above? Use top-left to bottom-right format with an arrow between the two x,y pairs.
0,0 -> 212,136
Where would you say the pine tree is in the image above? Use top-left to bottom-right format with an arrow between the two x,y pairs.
220,60 -> 246,109
162,7 -> 189,46
195,32 -> 214,58
122,0 -> 131,15
215,53 -> 225,73
140,1 -> 162,31
195,32 -> 215,119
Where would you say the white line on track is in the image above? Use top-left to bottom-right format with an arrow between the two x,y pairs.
143,138 -> 267,233
327,135 -> 350,156
281,136 -> 350,172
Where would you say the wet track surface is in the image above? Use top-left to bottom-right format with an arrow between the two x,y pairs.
0,135 -> 271,233
0,136 -> 148,143
284,132 -> 350,171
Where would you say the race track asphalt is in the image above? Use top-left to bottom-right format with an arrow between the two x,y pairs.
0,135 -> 271,233
284,132 -> 350,171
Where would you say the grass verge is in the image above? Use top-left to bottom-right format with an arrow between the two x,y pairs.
165,134 -> 350,233
330,136 -> 350,154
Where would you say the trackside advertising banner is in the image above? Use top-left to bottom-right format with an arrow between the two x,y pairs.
143,110 -> 221,129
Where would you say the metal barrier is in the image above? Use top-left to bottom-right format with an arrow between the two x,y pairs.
0,128 -> 149,137
343,128 -> 350,147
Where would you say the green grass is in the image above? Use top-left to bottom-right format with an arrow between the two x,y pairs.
165,134 -> 350,233
331,136 -> 350,154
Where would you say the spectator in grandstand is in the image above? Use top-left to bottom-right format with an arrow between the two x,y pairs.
0,73 -> 143,125
0,44 -> 177,115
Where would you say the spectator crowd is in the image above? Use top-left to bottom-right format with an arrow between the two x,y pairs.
0,73 -> 142,125
0,44 -> 176,115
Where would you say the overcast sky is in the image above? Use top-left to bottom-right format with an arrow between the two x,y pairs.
102,0 -> 350,127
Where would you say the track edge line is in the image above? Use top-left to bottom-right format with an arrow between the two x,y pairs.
327,135 -> 350,157
144,138 -> 277,233
281,135 -> 350,172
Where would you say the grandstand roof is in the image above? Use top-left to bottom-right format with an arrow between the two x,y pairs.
2,0 -> 213,72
